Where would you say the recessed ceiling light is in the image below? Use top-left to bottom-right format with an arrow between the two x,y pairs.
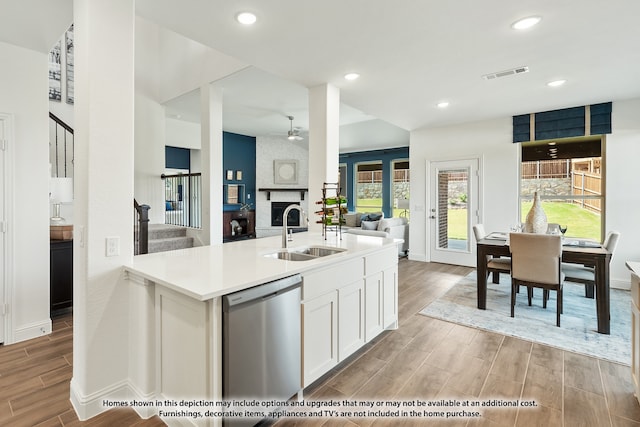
547,79 -> 567,87
344,73 -> 360,81
236,12 -> 257,25
511,16 -> 542,30
437,101 -> 449,109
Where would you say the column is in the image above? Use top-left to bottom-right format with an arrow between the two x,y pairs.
71,0 -> 135,419
200,83 -> 224,244
308,84 -> 340,232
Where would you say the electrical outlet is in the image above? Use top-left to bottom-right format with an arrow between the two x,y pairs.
106,236 -> 120,257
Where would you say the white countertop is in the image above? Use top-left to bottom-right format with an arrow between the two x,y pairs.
124,232 -> 399,301
626,261 -> 640,277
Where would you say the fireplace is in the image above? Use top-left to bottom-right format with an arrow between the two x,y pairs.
271,202 -> 301,227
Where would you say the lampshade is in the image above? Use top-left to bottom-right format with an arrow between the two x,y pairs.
50,177 -> 73,203
397,198 -> 410,209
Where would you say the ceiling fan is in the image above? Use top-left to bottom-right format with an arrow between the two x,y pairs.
287,115 -> 303,141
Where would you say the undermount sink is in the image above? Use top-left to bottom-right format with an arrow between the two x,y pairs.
264,246 -> 347,261
299,246 -> 347,257
265,251 -> 317,261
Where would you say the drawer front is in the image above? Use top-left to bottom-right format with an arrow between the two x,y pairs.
364,246 -> 397,275
302,258 -> 364,301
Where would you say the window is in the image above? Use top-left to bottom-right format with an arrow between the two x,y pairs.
392,160 -> 410,218
355,161 -> 383,213
520,136 -> 604,241
339,163 -> 347,200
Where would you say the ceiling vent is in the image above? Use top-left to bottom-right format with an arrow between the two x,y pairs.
482,66 -> 529,80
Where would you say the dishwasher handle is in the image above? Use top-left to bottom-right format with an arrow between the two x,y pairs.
223,274 -> 302,310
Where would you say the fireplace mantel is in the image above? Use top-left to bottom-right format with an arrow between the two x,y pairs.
258,188 -> 308,201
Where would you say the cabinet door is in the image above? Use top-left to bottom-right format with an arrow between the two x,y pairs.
222,212 -> 232,239
303,291 -> 338,387
383,266 -> 398,329
338,280 -> 365,361
364,272 -> 383,342
50,240 -> 73,313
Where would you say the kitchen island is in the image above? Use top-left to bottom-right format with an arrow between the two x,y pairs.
124,232 -> 400,427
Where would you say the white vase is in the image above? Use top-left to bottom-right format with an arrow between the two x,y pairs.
525,191 -> 548,234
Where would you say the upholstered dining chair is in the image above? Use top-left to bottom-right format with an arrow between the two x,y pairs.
562,231 -> 621,298
509,233 -> 564,327
473,224 -> 511,284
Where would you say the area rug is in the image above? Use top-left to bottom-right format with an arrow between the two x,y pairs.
419,272 -> 631,365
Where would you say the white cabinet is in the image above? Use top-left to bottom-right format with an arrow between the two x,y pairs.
303,291 -> 338,387
364,272 -> 383,341
338,280 -> 365,360
383,265 -> 398,329
301,247 -> 398,387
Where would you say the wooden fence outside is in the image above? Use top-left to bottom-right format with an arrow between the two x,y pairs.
356,170 -> 410,183
522,159 -> 571,179
572,171 -> 602,212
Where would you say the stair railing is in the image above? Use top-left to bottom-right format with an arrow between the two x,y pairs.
50,112 -> 74,178
134,199 -> 150,255
161,172 -> 202,228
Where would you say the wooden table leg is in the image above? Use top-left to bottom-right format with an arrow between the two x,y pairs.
595,254 -> 611,334
477,245 -> 487,309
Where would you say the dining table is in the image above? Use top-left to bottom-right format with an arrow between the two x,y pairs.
476,233 -> 613,334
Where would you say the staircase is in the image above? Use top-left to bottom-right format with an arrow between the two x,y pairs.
147,224 -> 194,254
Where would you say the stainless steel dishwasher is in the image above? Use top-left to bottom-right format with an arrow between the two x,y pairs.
223,274 -> 302,427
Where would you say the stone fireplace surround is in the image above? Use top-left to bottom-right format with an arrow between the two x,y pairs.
255,135 -> 309,238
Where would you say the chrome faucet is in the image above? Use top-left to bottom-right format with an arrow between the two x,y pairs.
282,204 -> 307,249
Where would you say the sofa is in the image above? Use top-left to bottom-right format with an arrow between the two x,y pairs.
344,212 -> 409,256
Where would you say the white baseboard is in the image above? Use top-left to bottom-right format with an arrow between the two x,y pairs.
408,252 -> 427,262
70,377 -> 138,421
12,318 -> 52,344
612,278 -> 630,290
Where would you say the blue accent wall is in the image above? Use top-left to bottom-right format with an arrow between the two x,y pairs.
339,147 -> 409,217
223,131 -> 256,211
165,146 -> 191,170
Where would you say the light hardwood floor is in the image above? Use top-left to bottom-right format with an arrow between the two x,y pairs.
1,259 -> 639,426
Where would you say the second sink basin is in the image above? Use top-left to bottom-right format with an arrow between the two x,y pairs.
264,245 -> 347,262
265,251 -> 317,261
299,246 -> 347,257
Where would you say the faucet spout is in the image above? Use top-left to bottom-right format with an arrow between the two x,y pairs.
282,204 -> 306,249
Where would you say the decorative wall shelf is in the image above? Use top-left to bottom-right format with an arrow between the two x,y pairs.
258,188 -> 308,201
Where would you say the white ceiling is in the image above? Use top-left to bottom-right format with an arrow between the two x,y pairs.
138,0 -> 640,135
163,67 -> 410,151
3,1 -> 640,152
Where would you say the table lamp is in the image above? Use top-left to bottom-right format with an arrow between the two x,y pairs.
50,177 -> 73,224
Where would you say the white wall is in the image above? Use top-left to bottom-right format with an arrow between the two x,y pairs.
156,24 -> 247,105
135,17 -> 166,224
410,117 -> 519,262
0,41 -> 52,343
409,102 -> 640,286
165,117 -> 201,149
606,98 -> 640,284
255,136 -> 309,237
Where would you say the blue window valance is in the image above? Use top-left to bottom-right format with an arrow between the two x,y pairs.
513,102 -> 611,143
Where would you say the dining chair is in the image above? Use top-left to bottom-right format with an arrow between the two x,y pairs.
509,233 -> 564,327
473,224 -> 511,284
562,231 -> 620,298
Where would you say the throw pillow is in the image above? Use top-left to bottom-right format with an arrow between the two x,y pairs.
362,220 -> 380,230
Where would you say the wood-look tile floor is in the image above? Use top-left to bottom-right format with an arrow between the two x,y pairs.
1,259 -> 639,426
